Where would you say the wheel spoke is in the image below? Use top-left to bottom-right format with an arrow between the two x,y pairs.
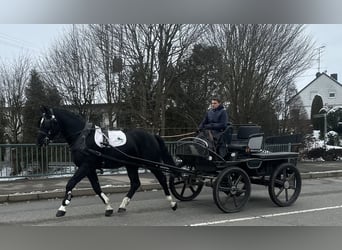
234,175 -> 242,186
189,186 -> 197,194
275,186 -> 285,197
287,173 -> 297,189
218,185 -> 231,193
232,195 -> 238,208
236,189 -> 246,196
285,188 -> 289,201
180,183 -> 186,196
274,178 -> 284,187
174,180 -> 185,186
288,172 -> 295,181
222,195 -> 231,206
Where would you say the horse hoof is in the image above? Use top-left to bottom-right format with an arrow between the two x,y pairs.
105,209 -> 113,217
117,208 -> 126,213
56,210 -> 66,217
172,203 -> 178,211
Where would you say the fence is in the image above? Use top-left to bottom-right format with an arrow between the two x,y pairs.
0,143 -> 74,179
0,142 -> 298,179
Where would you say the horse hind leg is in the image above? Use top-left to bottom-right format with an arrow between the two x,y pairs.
118,197 -> 131,213
151,169 -> 177,211
166,195 -> 177,211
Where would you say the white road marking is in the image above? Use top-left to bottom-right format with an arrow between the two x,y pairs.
189,205 -> 342,226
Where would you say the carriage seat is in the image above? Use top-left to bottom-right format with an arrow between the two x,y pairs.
227,126 -> 263,153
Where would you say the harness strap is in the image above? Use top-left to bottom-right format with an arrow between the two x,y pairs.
70,122 -> 93,154
101,128 -> 110,147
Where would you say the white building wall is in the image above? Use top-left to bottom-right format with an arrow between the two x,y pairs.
298,74 -> 342,115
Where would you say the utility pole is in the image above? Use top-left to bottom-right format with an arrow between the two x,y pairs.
317,45 -> 326,73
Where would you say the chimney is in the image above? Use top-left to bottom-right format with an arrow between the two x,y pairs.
330,73 -> 338,81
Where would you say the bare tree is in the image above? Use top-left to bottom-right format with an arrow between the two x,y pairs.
121,24 -> 205,134
206,24 -> 314,132
87,24 -> 126,128
0,55 -> 31,143
40,25 -> 100,119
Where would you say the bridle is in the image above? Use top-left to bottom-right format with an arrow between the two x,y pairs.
38,108 -> 92,146
38,109 -> 59,146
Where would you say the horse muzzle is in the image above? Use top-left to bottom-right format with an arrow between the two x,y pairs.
37,131 -> 51,147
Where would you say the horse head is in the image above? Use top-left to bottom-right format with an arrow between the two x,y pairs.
37,106 -> 61,147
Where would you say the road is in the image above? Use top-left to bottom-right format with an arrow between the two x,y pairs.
1,177 -> 342,226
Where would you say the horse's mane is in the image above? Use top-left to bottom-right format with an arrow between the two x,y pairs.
52,108 -> 87,143
53,108 -> 85,124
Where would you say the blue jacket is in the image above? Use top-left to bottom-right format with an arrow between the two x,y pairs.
199,104 -> 228,131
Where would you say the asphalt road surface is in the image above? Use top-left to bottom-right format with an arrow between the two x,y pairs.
1,176 -> 342,226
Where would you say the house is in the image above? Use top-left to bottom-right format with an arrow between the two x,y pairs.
292,72 -> 342,116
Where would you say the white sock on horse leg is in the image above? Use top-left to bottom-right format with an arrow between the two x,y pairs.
100,192 -> 113,210
166,195 -> 177,208
119,197 -> 130,209
64,191 -> 72,206
58,205 -> 66,212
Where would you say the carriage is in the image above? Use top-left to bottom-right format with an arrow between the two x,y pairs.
38,107 -> 301,216
168,125 -> 302,213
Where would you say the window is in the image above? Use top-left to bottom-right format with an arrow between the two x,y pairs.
329,92 -> 336,98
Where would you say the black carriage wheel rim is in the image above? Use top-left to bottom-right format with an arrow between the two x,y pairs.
214,168 -> 251,213
269,164 -> 301,206
169,163 -> 204,201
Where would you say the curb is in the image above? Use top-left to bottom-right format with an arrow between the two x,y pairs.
300,170 -> 342,179
2,171 -> 342,203
0,183 -> 161,203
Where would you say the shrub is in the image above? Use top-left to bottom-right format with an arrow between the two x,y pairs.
306,147 -> 325,159
304,147 -> 342,161
327,131 -> 339,146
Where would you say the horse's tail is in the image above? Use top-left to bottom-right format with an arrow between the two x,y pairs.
154,135 -> 176,166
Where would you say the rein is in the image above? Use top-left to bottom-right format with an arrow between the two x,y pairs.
161,131 -> 196,139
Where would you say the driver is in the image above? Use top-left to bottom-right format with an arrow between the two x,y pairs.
198,97 -> 229,157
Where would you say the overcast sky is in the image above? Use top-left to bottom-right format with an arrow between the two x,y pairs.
0,24 -> 68,61
0,24 -> 341,91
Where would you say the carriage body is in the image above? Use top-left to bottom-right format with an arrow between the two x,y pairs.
169,125 -> 302,213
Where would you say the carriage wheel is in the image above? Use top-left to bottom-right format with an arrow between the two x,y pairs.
169,162 -> 204,201
213,167 -> 251,213
268,162 -> 302,207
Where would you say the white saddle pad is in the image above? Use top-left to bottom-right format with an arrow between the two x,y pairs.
94,126 -> 127,148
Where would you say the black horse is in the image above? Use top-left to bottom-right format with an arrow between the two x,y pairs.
37,106 -> 177,217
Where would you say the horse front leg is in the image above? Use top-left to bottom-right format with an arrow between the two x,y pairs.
56,166 -> 89,217
118,166 -> 140,213
56,191 -> 73,217
87,169 -> 114,217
